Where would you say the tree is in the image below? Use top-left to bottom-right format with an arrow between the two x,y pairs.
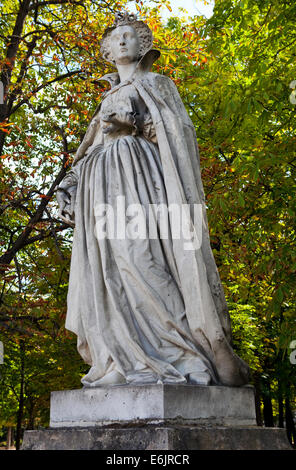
198,0 -> 296,444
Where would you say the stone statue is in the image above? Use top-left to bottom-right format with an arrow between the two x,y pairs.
56,12 -> 250,388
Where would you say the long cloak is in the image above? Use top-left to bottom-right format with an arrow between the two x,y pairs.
63,50 -> 250,387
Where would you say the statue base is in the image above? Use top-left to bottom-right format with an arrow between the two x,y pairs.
22,424 -> 291,450
49,384 -> 257,428
21,384 -> 292,450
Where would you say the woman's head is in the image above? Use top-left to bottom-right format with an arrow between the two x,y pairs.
109,25 -> 140,65
100,12 -> 153,65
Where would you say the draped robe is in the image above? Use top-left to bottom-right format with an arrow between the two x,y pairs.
58,50 -> 250,387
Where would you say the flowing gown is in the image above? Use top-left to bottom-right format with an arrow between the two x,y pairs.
61,81 -> 220,386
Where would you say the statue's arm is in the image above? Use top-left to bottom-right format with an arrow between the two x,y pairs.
56,169 -> 79,227
56,104 -> 103,226
73,115 -> 101,164
56,154 -> 85,227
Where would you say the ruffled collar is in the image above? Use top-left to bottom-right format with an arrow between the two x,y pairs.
99,49 -> 160,89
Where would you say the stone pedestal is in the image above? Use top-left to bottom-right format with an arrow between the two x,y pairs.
21,384 -> 292,450
22,425 -> 292,450
49,384 -> 257,428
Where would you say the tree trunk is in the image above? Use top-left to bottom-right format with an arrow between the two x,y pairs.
254,374 -> 263,426
0,0 -> 32,153
278,388 -> 284,428
285,395 -> 296,448
262,379 -> 274,427
28,399 -> 35,430
15,340 -> 25,450
263,395 -> 274,427
6,427 -> 12,449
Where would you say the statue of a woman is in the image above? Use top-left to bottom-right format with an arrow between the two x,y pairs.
57,12 -> 250,388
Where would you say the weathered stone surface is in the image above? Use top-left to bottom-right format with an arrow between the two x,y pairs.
56,12 -> 250,390
21,425 -> 292,450
49,384 -> 257,428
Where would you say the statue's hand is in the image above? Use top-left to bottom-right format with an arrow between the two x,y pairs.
100,110 -> 139,134
106,111 -> 135,127
56,188 -> 70,213
56,188 -> 75,227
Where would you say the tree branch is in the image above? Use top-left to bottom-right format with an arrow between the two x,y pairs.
28,0 -> 85,10
0,163 -> 68,269
0,0 -> 33,153
9,69 -> 82,116
0,124 -> 71,269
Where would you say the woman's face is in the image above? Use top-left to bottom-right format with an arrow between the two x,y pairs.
110,25 -> 140,65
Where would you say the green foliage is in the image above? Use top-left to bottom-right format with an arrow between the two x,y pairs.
199,0 -> 296,436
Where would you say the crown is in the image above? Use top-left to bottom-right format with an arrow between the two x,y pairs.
113,11 -> 138,27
